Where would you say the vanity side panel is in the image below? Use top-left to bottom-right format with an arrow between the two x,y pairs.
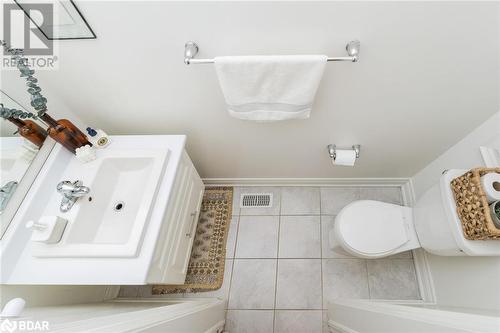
146,154 -> 190,283
147,150 -> 204,284
164,154 -> 204,281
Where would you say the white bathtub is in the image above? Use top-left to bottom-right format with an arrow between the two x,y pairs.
7,298 -> 225,333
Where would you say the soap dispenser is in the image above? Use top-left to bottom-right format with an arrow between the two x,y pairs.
25,216 -> 67,244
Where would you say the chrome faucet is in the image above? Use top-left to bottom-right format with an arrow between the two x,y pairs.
57,180 -> 90,213
0,181 -> 18,213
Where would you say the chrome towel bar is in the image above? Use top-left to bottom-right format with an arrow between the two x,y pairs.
184,40 -> 360,65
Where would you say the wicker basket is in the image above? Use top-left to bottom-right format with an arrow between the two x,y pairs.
450,167 -> 500,240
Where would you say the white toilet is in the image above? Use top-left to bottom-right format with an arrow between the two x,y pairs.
330,169 -> 500,258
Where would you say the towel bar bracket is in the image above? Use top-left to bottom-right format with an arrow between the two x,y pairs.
184,41 -> 199,65
184,40 -> 360,65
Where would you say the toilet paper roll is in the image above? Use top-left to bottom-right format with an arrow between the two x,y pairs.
332,149 -> 357,166
480,172 -> 500,203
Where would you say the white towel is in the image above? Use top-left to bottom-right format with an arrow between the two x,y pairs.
214,55 -> 327,121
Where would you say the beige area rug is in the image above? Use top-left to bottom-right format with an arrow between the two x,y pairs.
152,187 -> 233,294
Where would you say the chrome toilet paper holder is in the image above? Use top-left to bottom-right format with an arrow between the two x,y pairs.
327,144 -> 361,161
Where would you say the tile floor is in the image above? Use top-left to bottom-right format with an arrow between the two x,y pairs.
119,186 -> 421,333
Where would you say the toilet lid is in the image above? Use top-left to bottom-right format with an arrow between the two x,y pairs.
338,201 -> 409,255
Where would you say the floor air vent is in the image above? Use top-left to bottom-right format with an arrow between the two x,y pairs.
240,193 -> 273,208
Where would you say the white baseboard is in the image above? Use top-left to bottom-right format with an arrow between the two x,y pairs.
202,178 -> 410,187
412,249 -> 437,303
401,179 -> 437,304
401,178 -> 417,207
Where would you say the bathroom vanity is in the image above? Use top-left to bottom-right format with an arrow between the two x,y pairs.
0,135 -> 204,284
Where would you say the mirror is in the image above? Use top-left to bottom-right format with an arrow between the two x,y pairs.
0,89 -> 54,238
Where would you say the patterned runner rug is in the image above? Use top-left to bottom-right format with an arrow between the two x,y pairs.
152,187 -> 233,294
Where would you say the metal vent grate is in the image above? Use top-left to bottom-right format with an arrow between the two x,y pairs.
240,193 -> 273,208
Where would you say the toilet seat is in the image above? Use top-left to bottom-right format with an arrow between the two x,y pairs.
333,200 -> 417,258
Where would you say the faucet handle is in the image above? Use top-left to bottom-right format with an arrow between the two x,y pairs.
56,180 -> 82,194
56,181 -> 71,194
1,181 -> 18,193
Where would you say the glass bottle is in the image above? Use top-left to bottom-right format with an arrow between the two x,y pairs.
7,117 -> 47,148
40,113 -> 91,154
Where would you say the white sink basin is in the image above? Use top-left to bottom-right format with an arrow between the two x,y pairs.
67,156 -> 159,245
31,142 -> 169,258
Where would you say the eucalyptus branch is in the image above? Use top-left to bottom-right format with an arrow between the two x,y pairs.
1,39 -> 48,119
0,103 -> 38,120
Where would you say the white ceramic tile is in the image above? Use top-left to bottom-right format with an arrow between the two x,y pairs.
281,187 -> 320,215
239,187 -> 281,216
275,310 -> 323,333
320,188 -> 359,215
367,259 -> 420,300
226,216 -> 239,258
118,286 -> 139,298
228,259 -> 276,309
322,259 -> 369,307
279,216 -> 321,258
235,216 -> 279,258
276,259 -> 322,309
358,187 -> 402,205
320,215 -> 355,259
225,310 -> 274,333
184,259 -> 233,302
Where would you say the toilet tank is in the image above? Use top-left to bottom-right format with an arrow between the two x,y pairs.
413,171 -> 464,256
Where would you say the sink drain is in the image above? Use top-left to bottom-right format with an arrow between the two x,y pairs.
114,201 -> 125,212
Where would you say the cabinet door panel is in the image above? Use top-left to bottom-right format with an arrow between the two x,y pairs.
168,167 -> 204,280
147,151 -> 204,284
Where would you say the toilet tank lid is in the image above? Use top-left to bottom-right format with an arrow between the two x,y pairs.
337,200 -> 409,255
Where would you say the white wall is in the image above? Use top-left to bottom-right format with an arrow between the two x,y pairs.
412,112 -> 499,198
25,1 -> 500,178
421,255 -> 500,311
411,112 -> 500,311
